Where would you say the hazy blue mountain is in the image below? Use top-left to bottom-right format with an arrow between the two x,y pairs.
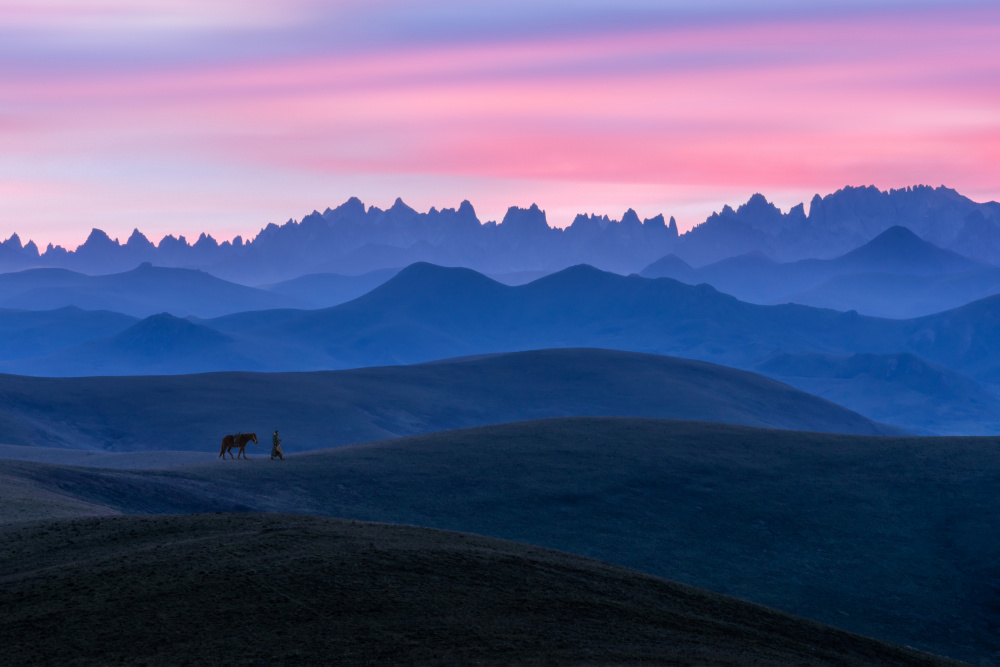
4,185 -> 996,281
780,268 -> 1000,318
486,269 -> 554,285
641,226 -> 989,312
834,224 -> 983,273
7,313 -> 261,376
0,348 -> 900,451
0,263 -> 304,317
0,261 -> 986,378
756,352 -> 1000,435
0,307 -> 136,361
671,185 -> 1000,265
4,262 -> 999,434
256,268 -> 398,308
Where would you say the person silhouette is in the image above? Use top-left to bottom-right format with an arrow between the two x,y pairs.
271,430 -> 284,460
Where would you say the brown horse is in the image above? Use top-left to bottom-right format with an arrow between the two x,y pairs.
219,432 -> 258,459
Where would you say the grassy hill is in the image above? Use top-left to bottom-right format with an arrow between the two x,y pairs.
0,348 -> 899,452
0,514 -> 955,665
4,417 -> 996,662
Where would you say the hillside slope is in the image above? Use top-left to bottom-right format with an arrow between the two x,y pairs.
3,417 -> 995,662
0,348 -> 900,452
0,514 -> 955,665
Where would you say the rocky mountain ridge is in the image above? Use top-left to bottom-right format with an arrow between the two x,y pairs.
2,185 -> 997,282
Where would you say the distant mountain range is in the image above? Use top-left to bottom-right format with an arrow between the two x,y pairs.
1,226 -> 993,321
641,226 -> 1000,318
2,262 -> 998,434
1,185 -> 997,282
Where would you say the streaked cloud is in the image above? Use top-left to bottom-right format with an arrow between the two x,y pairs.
0,1 -> 997,247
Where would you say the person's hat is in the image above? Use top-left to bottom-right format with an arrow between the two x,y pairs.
274,430 -> 279,434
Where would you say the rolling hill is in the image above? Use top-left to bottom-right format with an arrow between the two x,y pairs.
0,514 -> 954,665
0,348 -> 900,452
3,417 -> 995,662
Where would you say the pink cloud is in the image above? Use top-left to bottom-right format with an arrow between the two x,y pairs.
1,4 -> 998,246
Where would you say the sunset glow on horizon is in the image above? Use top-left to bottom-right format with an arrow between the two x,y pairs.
1,1 -> 998,248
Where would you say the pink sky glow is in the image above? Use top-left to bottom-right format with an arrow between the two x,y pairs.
1,1 -> 998,248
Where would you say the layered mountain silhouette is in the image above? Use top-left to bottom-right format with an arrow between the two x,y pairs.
2,262 -> 998,434
0,348 -> 900,452
0,307 -> 136,361
3,262 -> 998,380
780,268 -> 1000,319
670,185 -> 1000,265
255,268 -> 398,309
641,226 -> 996,316
0,263 -> 305,318
756,352 -> 1000,435
2,185 -> 996,282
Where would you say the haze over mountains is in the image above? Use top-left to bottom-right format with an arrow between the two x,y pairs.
641,225 -> 1000,318
3,262 -> 999,434
2,185 -> 997,282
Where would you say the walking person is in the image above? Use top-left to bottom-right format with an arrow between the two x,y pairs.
271,430 -> 284,460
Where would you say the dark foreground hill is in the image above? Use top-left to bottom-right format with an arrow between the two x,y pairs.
4,418 -> 996,662
0,348 -> 898,452
0,514 -> 955,666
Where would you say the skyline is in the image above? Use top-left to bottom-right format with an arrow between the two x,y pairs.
2,1 -> 999,247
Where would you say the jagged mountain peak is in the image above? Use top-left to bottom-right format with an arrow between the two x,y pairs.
621,209 -> 641,227
126,229 -> 153,248
83,228 -> 118,246
389,197 -> 418,215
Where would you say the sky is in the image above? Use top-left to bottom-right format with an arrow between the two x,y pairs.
1,0 -> 998,248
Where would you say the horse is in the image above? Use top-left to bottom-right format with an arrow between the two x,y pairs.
219,432 -> 258,459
